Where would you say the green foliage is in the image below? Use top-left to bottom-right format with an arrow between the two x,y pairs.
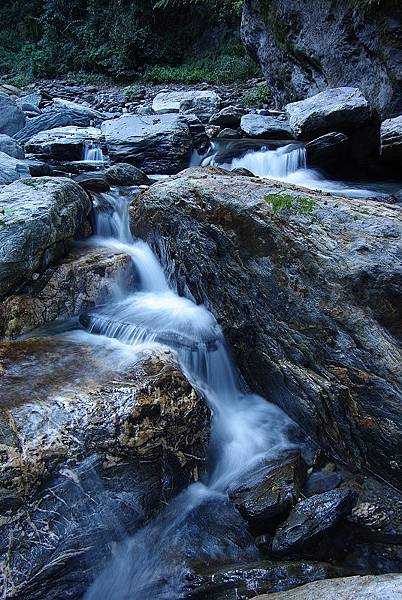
240,85 -> 271,108
265,193 -> 317,217
0,0 -> 252,83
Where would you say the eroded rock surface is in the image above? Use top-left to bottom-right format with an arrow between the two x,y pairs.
0,338 -> 209,599
130,168 -> 402,487
0,246 -> 136,337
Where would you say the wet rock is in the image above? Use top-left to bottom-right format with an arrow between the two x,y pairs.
380,115 -> 402,167
229,452 -> 307,530
14,104 -> 102,145
152,90 -> 220,117
216,128 -> 239,139
0,92 -> 26,136
0,134 -> 25,159
231,167 -> 255,176
74,172 -> 110,192
240,114 -> 293,139
130,168 -> 402,487
305,132 -> 348,171
0,339 -> 209,599
286,88 -> 378,141
185,559 -> 350,600
0,151 -> 30,185
303,471 -> 342,497
348,502 -> 389,530
241,0 -> 401,116
102,114 -> 193,174
0,178 -> 91,299
25,126 -> 103,161
15,92 -> 42,109
0,246 -> 135,337
105,162 -> 150,186
272,488 -> 358,554
209,106 -> 246,129
253,573 -> 402,600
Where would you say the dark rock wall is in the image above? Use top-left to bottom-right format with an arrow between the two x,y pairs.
241,0 -> 402,116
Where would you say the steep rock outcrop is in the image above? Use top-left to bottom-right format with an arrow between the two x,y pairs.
241,0 -> 402,117
130,168 -> 402,488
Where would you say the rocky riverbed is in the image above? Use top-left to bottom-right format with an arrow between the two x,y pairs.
0,77 -> 401,599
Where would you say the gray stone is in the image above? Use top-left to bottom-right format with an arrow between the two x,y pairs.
303,471 -> 342,497
209,106 -> 246,128
152,90 -> 220,115
272,488 -> 358,553
305,132 -> 349,170
253,574 -> 402,600
74,172 -> 110,192
217,127 -> 240,139
0,93 -> 26,136
14,105 -> 103,145
0,134 -> 25,159
229,452 -> 307,529
0,178 -> 91,298
0,151 -> 30,185
105,162 -> 150,186
285,87 -> 377,140
381,115 -> 402,166
101,113 -> 193,174
241,113 -> 294,139
25,126 -> 103,161
15,92 -> 42,109
241,0 -> 401,117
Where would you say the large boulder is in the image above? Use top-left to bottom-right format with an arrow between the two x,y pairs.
0,178 -> 91,299
285,88 -> 377,140
0,151 -> 30,185
305,132 -> 348,172
0,93 -> 26,136
14,103 -> 103,145
253,574 -> 402,600
25,126 -> 104,161
0,134 -> 25,159
101,114 -> 193,174
0,338 -> 209,599
241,0 -> 402,117
380,115 -> 402,167
152,90 -> 221,116
209,106 -> 247,129
0,246 -> 136,337
240,113 -> 293,139
130,168 -> 402,488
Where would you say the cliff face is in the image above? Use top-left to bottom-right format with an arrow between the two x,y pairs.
241,0 -> 402,117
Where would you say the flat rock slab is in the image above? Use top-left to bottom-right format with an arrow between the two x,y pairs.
152,90 -> 220,114
253,574 -> 402,600
25,126 -> 103,161
102,113 -> 193,174
0,178 -> 91,298
0,245 -> 136,337
240,113 -> 293,139
286,87 -> 377,140
272,488 -> 358,554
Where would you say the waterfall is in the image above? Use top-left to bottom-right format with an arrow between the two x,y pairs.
82,188 -> 294,599
83,140 -> 104,162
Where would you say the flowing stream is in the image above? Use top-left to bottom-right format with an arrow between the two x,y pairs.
201,140 -> 400,199
80,187 -> 294,598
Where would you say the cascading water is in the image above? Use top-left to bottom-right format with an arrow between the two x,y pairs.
205,140 -> 396,199
83,140 -> 104,162
81,188 -> 294,599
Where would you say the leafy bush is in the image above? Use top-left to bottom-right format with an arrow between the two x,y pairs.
240,85 -> 271,108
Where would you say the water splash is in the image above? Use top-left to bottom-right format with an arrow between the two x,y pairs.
81,187 -> 294,599
83,140 -> 104,162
